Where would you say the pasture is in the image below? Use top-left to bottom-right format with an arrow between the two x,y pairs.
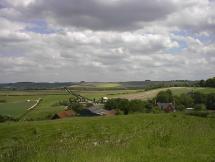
0,87 -> 215,120
0,113 -> 215,162
0,100 -> 36,117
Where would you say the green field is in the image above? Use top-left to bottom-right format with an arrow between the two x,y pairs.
0,113 -> 215,162
0,100 -> 36,117
69,82 -> 123,90
0,87 -> 215,120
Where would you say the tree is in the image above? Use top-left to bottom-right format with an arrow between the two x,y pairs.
129,100 -> 146,112
104,98 -> 130,114
156,90 -> 174,103
178,94 -> 194,108
199,80 -> 205,87
205,77 -> 215,88
190,92 -> 206,104
68,102 -> 83,113
206,93 -> 215,110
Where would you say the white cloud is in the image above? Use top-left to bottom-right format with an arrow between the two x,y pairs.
0,0 -> 214,82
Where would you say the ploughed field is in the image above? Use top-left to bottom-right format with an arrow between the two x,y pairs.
0,113 -> 215,162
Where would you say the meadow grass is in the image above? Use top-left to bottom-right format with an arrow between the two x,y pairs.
0,113 -> 215,162
0,101 -> 36,117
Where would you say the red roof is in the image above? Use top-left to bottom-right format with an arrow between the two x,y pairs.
56,110 -> 75,118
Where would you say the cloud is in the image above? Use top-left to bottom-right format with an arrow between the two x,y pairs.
0,0 -> 214,82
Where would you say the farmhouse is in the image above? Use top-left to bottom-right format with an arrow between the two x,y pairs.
157,102 -> 175,112
80,107 -> 115,116
52,110 -> 76,119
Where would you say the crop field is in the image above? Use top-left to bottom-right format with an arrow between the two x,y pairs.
0,113 -> 215,162
69,82 -> 124,90
117,87 -> 215,100
0,87 -> 215,120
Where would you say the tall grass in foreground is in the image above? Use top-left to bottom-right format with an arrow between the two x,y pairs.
0,113 -> 215,162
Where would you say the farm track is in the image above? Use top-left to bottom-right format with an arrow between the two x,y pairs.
27,98 -> 42,110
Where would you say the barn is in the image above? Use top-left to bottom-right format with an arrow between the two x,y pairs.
52,110 -> 76,119
80,107 -> 116,117
157,102 -> 175,113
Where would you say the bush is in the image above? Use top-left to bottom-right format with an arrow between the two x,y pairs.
105,98 -> 130,114
56,100 -> 70,106
175,104 -> 185,111
178,94 -> 194,108
0,115 -> 16,122
152,106 -> 161,114
206,93 -> 215,110
0,99 -> 6,103
105,98 -> 154,114
189,92 -> 206,104
129,100 -> 147,112
68,102 -> 83,113
86,103 -> 94,107
194,104 -> 206,111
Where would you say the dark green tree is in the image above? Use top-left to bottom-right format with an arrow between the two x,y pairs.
156,90 -> 174,103
205,77 -> 215,87
206,93 -> 215,110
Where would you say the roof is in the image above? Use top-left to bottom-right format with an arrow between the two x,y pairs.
55,110 -> 75,118
103,97 -> 108,100
87,107 -> 115,116
157,102 -> 174,109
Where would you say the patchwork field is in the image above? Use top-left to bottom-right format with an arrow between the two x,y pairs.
0,113 -> 215,162
0,87 -> 215,120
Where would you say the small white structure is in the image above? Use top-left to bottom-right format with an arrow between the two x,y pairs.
26,100 -> 31,102
102,97 -> 108,103
186,108 -> 194,110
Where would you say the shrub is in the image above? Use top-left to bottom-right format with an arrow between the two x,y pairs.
68,102 -> 83,113
194,104 -> 206,111
206,93 -> 215,110
0,115 -> 16,122
0,99 -> 6,103
175,104 -> 185,111
152,106 -> 161,114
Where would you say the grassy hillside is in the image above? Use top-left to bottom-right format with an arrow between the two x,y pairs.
0,113 -> 215,162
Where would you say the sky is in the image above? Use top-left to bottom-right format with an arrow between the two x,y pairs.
0,0 -> 215,83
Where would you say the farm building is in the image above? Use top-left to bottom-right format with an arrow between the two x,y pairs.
80,107 -> 116,117
102,97 -> 108,103
157,102 -> 175,112
52,110 -> 76,119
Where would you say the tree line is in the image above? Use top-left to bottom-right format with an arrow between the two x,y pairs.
104,90 -> 215,114
199,77 -> 215,88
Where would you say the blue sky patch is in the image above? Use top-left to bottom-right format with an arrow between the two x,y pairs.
24,19 -> 58,34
